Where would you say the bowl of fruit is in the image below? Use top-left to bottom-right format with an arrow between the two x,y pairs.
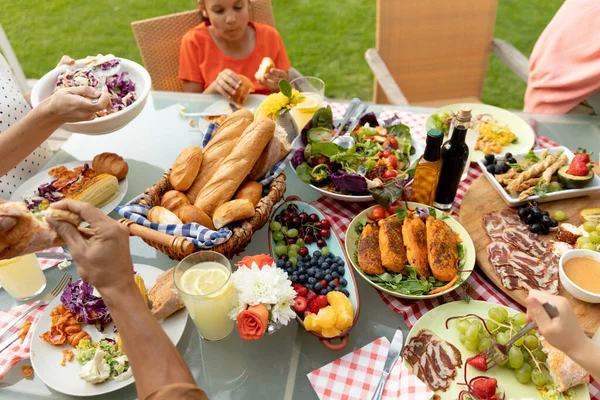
268,199 -> 360,351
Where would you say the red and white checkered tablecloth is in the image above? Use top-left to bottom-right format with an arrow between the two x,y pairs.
308,336 -> 433,400
313,104 -> 600,398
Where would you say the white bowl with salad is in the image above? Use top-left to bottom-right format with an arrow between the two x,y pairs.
290,107 -> 423,202
31,55 -> 151,135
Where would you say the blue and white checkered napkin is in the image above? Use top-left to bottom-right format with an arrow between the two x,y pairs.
116,203 -> 232,248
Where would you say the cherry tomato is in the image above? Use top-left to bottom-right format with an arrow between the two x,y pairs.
382,149 -> 391,158
382,169 -> 398,179
387,201 -> 401,215
370,206 -> 386,221
387,155 -> 399,169
389,138 -> 399,149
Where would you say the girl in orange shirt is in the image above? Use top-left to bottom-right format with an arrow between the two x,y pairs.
179,0 -> 291,98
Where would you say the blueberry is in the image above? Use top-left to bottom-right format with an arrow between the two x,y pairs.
292,270 -> 299,278
277,259 -> 285,268
325,269 -> 332,275
338,267 -> 345,275
297,261 -> 305,268
307,268 -> 315,277
299,275 -> 307,283
327,253 -> 334,259
326,286 -> 333,293
324,274 -> 333,282
281,255 -> 289,262
286,267 -> 294,275
285,261 -> 293,268
338,259 -> 345,267
298,267 -> 306,274
308,277 -> 317,284
334,287 -> 342,292
305,284 -> 314,292
329,281 -> 337,288
341,289 -> 350,296
332,271 -> 340,279
315,272 -> 324,280
311,259 -> 318,266
291,275 -> 298,283
320,288 -> 328,295
314,282 -> 323,291
485,154 -> 495,164
314,251 -> 321,257
331,262 -> 339,270
318,256 -> 325,264
339,278 -> 347,287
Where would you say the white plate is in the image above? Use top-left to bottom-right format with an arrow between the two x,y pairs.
196,95 -> 267,133
477,146 -> 600,206
30,264 -> 188,397
289,125 -> 424,202
10,161 -> 128,215
425,103 -> 536,162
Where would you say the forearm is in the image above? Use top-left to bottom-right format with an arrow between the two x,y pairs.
570,337 -> 600,382
102,282 -> 196,399
0,104 -> 61,176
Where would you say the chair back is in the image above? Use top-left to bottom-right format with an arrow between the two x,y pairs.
374,0 -> 497,105
131,0 -> 275,92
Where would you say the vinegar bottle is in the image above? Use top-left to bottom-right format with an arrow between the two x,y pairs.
410,129 -> 443,205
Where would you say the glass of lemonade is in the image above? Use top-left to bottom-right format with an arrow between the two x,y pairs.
289,76 -> 325,132
174,251 -> 236,341
0,254 -> 46,301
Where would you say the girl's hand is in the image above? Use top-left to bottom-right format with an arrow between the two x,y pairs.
259,68 -> 288,93
209,69 -> 241,99
40,86 -> 111,123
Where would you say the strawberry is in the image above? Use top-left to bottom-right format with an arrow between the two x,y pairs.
308,295 -> 329,314
303,310 -> 313,319
466,354 -> 488,371
293,283 -> 308,297
333,278 -> 340,287
471,377 -> 497,399
293,296 -> 307,313
306,290 -> 318,304
566,162 -> 593,177
320,280 -> 327,287
572,148 -> 591,164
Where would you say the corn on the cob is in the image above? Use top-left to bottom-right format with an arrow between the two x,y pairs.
68,174 -> 118,207
118,276 -> 148,351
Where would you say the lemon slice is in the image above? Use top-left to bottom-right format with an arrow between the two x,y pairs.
180,266 -> 230,297
295,93 -> 322,113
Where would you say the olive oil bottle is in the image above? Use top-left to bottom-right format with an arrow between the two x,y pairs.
410,129 -> 443,205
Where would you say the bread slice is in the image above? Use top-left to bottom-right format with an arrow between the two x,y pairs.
148,267 -> 185,320
254,57 -> 276,81
231,75 -> 255,105
541,339 -> 589,392
248,124 -> 291,180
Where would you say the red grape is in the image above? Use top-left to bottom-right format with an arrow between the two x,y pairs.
298,246 -> 309,257
320,219 -> 331,229
317,239 -> 326,248
320,228 -> 330,238
287,238 -> 296,245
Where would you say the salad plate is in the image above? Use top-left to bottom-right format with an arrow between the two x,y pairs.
30,264 -> 188,397
345,203 -> 475,300
10,161 -> 128,216
195,96 -> 267,133
426,103 -> 535,162
404,300 -> 590,399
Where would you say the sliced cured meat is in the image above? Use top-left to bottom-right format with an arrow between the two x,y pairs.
501,227 -> 547,258
487,241 -> 512,266
402,329 -> 462,392
482,209 -> 522,239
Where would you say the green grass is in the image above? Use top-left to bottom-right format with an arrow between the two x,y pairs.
1,0 -> 562,109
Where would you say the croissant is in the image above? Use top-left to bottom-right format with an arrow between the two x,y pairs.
67,331 -> 91,347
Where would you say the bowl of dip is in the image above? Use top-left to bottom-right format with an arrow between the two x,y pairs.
559,249 -> 600,303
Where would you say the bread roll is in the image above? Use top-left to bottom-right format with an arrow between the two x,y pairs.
92,152 -> 128,180
234,181 -> 263,206
255,57 -> 275,81
147,206 -> 182,225
231,75 -> 255,105
160,190 -> 190,213
169,146 -> 203,191
176,205 -> 215,230
212,199 -> 255,230
248,124 -> 291,180
194,118 -> 275,216
542,339 -> 589,392
185,109 -> 254,203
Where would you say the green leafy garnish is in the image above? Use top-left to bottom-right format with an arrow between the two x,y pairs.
279,80 -> 292,98
310,142 -> 343,158
524,150 -> 540,163
311,106 -> 333,129
367,266 -> 449,296
395,208 -> 408,221
295,162 -> 312,183
428,207 -> 449,220
508,163 -> 523,171
369,180 -> 404,206
354,221 -> 364,235
311,164 -> 329,182
534,179 -> 549,199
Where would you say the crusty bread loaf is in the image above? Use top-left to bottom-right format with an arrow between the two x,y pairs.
147,206 -> 182,225
148,267 -> 184,320
176,205 -> 215,230
194,118 -> 275,216
542,339 -> 589,392
169,146 -> 203,191
92,152 -> 128,181
234,181 -> 263,206
255,57 -> 275,81
160,190 -> 190,214
185,109 -> 254,203
231,74 -> 255,105
248,124 -> 291,180
212,199 -> 255,230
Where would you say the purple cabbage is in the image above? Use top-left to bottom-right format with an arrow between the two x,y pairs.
382,114 -> 401,127
300,120 -> 313,147
292,148 -> 305,168
357,112 -> 379,127
99,59 -> 120,70
414,207 -> 429,219
328,166 -> 368,195
60,278 -> 112,332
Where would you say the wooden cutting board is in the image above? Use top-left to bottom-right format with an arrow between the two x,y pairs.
459,174 -> 600,336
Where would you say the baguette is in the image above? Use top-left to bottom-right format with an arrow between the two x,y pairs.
160,190 -> 190,214
147,206 -> 182,225
234,181 -> 263,206
92,153 -> 128,181
169,146 -> 203,191
248,124 -> 291,180
185,109 -> 254,203
176,205 -> 215,230
194,118 -> 275,216
212,199 -> 255,230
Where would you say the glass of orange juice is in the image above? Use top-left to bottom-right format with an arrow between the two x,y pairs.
0,254 -> 47,301
174,251 -> 236,341
289,76 -> 325,131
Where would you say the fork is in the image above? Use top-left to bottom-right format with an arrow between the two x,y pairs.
484,302 -> 559,370
0,272 -> 70,338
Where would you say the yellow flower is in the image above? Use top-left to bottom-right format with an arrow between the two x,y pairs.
255,89 -> 306,120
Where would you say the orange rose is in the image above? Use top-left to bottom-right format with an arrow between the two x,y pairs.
236,304 -> 269,340
235,254 -> 275,270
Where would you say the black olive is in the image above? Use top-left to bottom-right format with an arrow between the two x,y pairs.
495,164 -> 504,174
505,152 -> 513,159
541,215 -> 552,225
542,210 -> 550,217
531,206 -> 542,215
529,223 -> 543,233
485,154 -> 495,164
518,207 -> 530,219
549,218 -> 559,228
508,157 -> 518,164
487,164 -> 496,174
482,158 -> 489,166
541,224 -> 550,235
531,201 -> 539,207
525,213 -> 537,224
502,163 -> 510,173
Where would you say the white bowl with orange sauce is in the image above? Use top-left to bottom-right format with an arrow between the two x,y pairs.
559,249 -> 600,303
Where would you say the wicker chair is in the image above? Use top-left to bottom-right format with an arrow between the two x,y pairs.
131,1 -> 300,92
365,0 -> 530,107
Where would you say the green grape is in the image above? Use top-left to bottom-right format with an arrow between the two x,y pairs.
583,221 -> 598,232
582,243 -> 598,251
597,224 -> 600,232
577,236 -> 592,246
513,336 -> 525,347
280,226 -> 287,234
459,333 -> 466,344
513,313 -> 527,326
515,364 -> 532,384
272,231 -> 284,242
295,238 -> 305,247
532,349 -> 547,362
288,250 -> 298,258
289,256 -> 298,266
486,320 -> 498,331
457,320 -> 470,333
551,210 -> 567,221
465,323 -> 481,341
478,337 -> 493,352
321,246 -> 330,255
289,244 -> 300,253
464,339 -> 479,352
589,231 -> 600,244
524,335 -> 539,349
531,368 -> 547,386
508,346 -> 524,369
499,358 -> 509,367
523,350 -> 531,363
488,307 -> 508,323
528,329 -> 537,335
287,228 -> 299,238
478,331 -> 490,339
496,332 -> 509,345
269,221 -> 282,231
548,181 -> 562,192
275,243 -> 288,256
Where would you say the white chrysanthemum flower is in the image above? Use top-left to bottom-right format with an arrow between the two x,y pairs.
270,297 -> 297,326
229,296 -> 248,320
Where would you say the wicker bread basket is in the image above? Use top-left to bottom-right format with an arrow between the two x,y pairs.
119,170 -> 286,260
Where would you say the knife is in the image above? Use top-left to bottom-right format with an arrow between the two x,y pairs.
371,330 -> 404,400
0,332 -> 21,353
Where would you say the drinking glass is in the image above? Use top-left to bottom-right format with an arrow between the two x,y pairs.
0,254 -> 46,301
174,251 -> 236,341
289,76 -> 325,131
